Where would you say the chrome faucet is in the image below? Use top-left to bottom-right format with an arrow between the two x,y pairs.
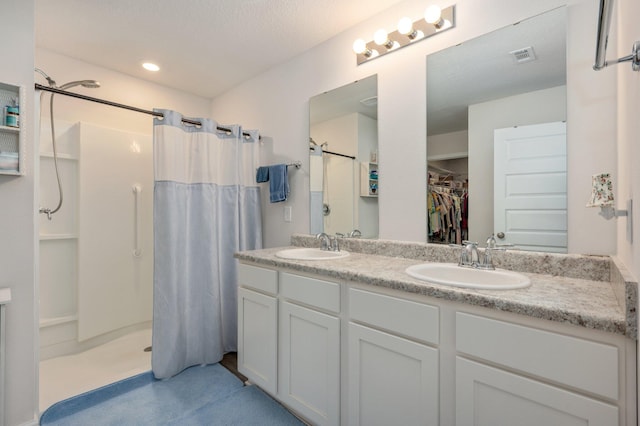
330,235 -> 340,252
316,233 -> 331,250
349,229 -> 362,238
477,247 -> 498,270
458,241 -> 479,268
451,237 -> 511,270
316,232 -> 341,252
476,234 -> 513,270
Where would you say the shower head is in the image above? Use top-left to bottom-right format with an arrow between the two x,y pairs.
34,68 -> 57,87
58,80 -> 101,90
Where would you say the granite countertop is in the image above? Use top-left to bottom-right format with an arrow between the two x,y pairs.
236,246 -> 633,339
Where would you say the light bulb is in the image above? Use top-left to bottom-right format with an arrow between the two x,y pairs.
374,29 -> 389,46
353,39 -> 367,54
424,5 -> 443,25
142,62 -> 160,72
397,17 -> 414,35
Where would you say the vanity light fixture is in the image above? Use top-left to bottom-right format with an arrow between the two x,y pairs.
424,5 -> 450,30
397,17 -> 422,40
352,39 -> 376,58
353,4 -> 456,65
374,29 -> 396,50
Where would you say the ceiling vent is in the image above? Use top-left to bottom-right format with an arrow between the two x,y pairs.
360,96 -> 378,107
509,46 -> 537,63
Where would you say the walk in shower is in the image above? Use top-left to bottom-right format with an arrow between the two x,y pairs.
37,73 -> 153,364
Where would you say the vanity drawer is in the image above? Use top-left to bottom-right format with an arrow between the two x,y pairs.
456,312 -> 619,400
238,263 -> 278,295
280,272 -> 340,313
349,288 -> 439,345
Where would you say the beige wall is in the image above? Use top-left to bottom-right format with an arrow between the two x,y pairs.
0,2 -> 37,425
211,0 -> 618,255
616,0 -> 639,279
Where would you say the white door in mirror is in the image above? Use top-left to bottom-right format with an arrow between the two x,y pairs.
494,122 -> 567,253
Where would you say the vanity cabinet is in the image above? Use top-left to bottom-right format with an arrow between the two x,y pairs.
279,272 -> 340,425
237,264 -> 278,394
455,312 -> 622,426
347,288 -> 439,426
456,358 -> 617,425
238,260 -> 635,426
0,82 -> 24,175
237,264 -> 341,425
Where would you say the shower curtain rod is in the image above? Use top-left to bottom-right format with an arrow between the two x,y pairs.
34,83 -> 260,139
309,147 -> 356,160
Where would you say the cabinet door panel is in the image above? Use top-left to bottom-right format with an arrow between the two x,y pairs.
350,288 -> 439,344
456,312 -> 619,399
348,322 -> 439,426
280,301 -> 340,426
456,357 -> 618,426
238,263 -> 277,294
237,287 -> 277,395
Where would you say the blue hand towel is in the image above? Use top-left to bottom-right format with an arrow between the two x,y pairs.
269,164 -> 289,203
256,166 -> 270,183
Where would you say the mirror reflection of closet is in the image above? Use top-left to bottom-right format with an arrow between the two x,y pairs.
426,7 -> 567,250
309,75 -> 378,239
427,132 -> 469,245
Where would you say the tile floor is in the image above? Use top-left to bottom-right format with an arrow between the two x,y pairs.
39,328 -> 152,413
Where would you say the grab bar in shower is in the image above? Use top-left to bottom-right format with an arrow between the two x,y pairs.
132,184 -> 142,258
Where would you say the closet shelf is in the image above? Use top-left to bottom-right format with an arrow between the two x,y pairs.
0,125 -> 19,134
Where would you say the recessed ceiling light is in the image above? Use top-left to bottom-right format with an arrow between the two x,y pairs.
142,62 -> 160,72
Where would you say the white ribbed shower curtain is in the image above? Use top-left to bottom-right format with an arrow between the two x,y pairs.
152,109 -> 262,379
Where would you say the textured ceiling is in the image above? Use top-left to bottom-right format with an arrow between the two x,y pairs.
427,7 -> 567,136
35,0 -> 405,98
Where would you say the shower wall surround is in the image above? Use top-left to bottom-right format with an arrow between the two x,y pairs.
38,120 -> 153,358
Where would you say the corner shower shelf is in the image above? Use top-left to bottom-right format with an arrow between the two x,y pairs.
0,125 -> 18,134
0,82 -> 24,176
360,161 -> 378,197
40,152 -> 78,161
40,234 -> 78,241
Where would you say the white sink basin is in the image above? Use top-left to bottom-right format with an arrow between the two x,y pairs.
275,248 -> 350,261
405,263 -> 531,290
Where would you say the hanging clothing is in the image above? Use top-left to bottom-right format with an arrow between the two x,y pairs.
152,109 -> 262,379
428,186 -> 468,245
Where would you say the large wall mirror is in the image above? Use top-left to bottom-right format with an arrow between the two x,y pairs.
309,75 -> 379,238
427,7 -> 568,253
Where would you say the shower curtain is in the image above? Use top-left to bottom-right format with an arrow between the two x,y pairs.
152,109 -> 262,379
